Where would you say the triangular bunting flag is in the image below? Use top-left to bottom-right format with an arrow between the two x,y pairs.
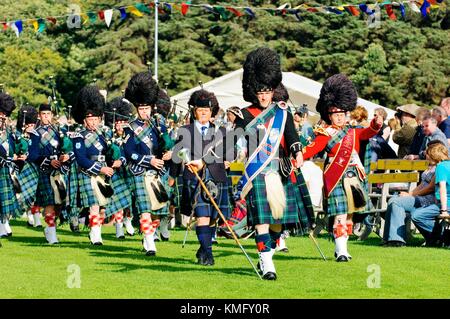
98,10 -> 105,21
47,17 -> 57,25
181,3 -> 190,15
244,7 -> 256,18
385,4 -> 397,20
2,23 -> 8,31
37,18 -> 46,32
128,6 -> 144,17
119,7 -> 127,20
81,13 -> 89,25
87,12 -> 97,23
326,7 -> 344,15
226,7 -> 244,17
345,5 -> 360,16
214,6 -> 231,20
30,19 -> 39,32
408,2 -> 421,13
202,5 -> 217,15
420,0 -> 430,17
163,3 -> 172,14
10,20 -> 22,37
104,9 -> 113,27
135,3 -> 152,14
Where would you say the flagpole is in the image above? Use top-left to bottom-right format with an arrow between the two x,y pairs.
154,0 -> 159,82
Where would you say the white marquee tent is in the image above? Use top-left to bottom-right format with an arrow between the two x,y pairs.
170,68 -> 395,121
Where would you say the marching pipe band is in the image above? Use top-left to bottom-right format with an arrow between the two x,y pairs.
0,51 -> 335,281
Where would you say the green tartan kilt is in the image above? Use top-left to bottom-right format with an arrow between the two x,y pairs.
105,169 -> 132,216
294,170 -> 315,231
325,166 -> 369,217
78,171 -> 101,208
65,162 -> 80,218
0,166 -> 21,220
246,172 -> 301,226
130,171 -> 169,217
18,161 -> 39,209
35,171 -> 56,207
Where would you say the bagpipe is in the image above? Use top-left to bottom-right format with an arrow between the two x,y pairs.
46,76 -> 74,205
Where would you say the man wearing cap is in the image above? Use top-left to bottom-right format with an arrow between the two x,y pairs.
392,104 -> 420,159
302,74 -> 383,262
103,97 -> 134,239
169,89 -> 230,266
27,103 -> 75,244
72,85 -> 119,245
123,72 -> 172,256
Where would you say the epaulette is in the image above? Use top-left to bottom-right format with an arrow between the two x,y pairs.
313,126 -> 329,137
28,129 -> 39,137
70,132 -> 83,139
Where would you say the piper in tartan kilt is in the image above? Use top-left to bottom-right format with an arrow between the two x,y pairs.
72,85 -> 123,245
104,97 -> 134,239
15,105 -> 39,228
302,74 -> 383,262
0,92 -> 24,238
189,48 -> 306,280
123,72 -> 172,256
169,89 -> 231,266
28,103 -> 76,244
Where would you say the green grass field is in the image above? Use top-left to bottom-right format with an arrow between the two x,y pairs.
1,218 -> 450,299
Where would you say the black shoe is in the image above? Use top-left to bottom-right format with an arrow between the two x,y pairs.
117,235 -> 125,240
27,221 -> 33,227
212,238 -> 218,245
6,232 -> 12,237
154,237 -> 161,242
199,255 -> 214,266
70,224 -> 80,233
336,255 -> 349,262
145,250 -> 156,256
92,242 -> 103,246
161,234 -> 169,242
262,272 -> 277,280
383,241 -> 406,247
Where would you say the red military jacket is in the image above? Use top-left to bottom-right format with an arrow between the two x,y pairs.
303,118 -> 381,160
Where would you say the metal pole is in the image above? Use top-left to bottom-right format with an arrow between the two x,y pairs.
154,0 -> 159,82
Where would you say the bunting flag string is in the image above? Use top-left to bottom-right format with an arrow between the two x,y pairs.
0,1 -> 446,37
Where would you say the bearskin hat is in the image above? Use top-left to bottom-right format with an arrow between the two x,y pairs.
242,47 -> 282,106
124,72 -> 159,108
316,74 -> 358,124
155,89 -> 171,118
273,83 -> 289,103
104,97 -> 133,128
0,92 -> 16,117
188,89 -> 220,117
73,85 -> 105,124
16,105 -> 38,131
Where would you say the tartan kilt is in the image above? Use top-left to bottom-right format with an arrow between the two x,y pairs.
325,166 -> 369,217
293,170 -> 315,231
130,172 -> 169,216
78,171 -> 101,208
35,171 -> 56,207
246,172 -> 301,226
182,178 -> 230,221
18,162 -> 39,209
105,170 -> 132,217
0,166 -> 21,220
65,162 -> 80,218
